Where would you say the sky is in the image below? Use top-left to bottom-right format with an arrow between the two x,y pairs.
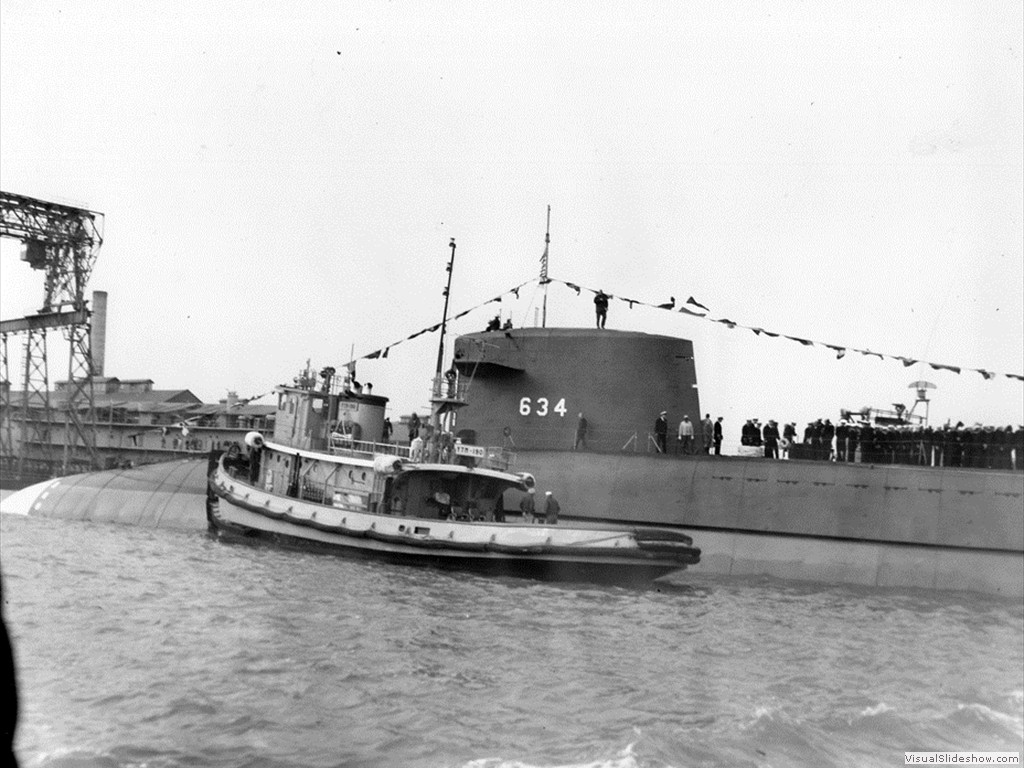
1,1 -> 1022,432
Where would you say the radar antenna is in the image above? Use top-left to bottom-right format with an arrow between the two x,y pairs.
540,205 -> 551,327
907,380 -> 937,425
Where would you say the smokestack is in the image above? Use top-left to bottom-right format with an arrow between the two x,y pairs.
91,290 -> 107,377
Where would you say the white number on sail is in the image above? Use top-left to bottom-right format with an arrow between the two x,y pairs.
518,396 -> 568,417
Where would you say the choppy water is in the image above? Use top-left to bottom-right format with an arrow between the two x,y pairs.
1,512 -> 1021,768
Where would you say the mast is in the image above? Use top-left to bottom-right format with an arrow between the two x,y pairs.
541,205 -> 551,327
435,237 -> 456,375
429,238 -> 461,443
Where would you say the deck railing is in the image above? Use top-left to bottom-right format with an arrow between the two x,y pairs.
328,436 -> 412,460
430,373 -> 469,404
326,433 -> 515,472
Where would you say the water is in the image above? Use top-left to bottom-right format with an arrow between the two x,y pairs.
1,513 -> 1021,768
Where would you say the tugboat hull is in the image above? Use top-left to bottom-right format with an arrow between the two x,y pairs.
207,462 -> 700,584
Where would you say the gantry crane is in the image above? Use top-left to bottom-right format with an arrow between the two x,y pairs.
0,191 -> 104,476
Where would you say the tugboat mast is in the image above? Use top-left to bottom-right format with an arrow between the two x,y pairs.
435,237 -> 456,375
429,237 -> 460,443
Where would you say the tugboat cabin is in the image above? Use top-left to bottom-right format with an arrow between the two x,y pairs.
240,381 -> 526,523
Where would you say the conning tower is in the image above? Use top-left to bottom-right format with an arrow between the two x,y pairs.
452,328 -> 701,452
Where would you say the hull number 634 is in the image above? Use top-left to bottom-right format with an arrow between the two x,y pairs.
519,397 -> 568,417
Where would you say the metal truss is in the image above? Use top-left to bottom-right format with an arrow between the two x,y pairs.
0,192 -> 103,311
19,330 -> 53,473
61,322 -> 97,467
0,334 -> 12,458
1,191 -> 103,472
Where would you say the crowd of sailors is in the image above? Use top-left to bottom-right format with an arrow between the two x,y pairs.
739,418 -> 1024,470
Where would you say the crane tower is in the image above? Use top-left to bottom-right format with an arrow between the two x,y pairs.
0,191 -> 104,477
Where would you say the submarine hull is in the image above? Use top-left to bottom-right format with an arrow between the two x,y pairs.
452,328 -> 1024,596
505,449 -> 1024,596
0,459 -> 209,530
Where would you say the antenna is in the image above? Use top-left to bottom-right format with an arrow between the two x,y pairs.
541,205 -> 551,327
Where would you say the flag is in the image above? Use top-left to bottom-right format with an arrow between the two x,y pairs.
825,344 -> 846,359
364,350 -> 382,360
929,362 -> 961,374
899,357 -> 917,367
977,369 -> 994,380
565,282 -> 581,295
382,347 -> 389,359
786,336 -> 814,346
686,296 -> 710,311
716,318 -> 737,329
539,242 -> 549,281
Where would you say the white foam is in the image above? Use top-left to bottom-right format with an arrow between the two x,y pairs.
860,702 -> 893,717
460,742 -> 645,768
0,478 -> 60,517
957,702 -> 1024,736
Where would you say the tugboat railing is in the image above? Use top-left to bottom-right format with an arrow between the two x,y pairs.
328,437 -> 411,459
326,433 -> 515,472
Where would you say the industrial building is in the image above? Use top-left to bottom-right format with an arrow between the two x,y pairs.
0,375 -> 274,487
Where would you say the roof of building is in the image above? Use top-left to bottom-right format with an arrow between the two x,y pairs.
189,403 -> 277,416
9,388 -> 204,409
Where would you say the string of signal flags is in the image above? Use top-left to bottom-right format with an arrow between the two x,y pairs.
348,276 -> 1024,383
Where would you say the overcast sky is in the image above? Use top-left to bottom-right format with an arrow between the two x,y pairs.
1,1 -> 1021,432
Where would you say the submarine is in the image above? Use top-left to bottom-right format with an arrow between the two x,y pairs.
449,327 -> 1024,597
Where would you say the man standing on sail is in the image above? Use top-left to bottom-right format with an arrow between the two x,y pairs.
594,290 -> 609,328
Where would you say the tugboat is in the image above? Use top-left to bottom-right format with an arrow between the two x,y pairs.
206,239 -> 700,583
205,368 -> 701,582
